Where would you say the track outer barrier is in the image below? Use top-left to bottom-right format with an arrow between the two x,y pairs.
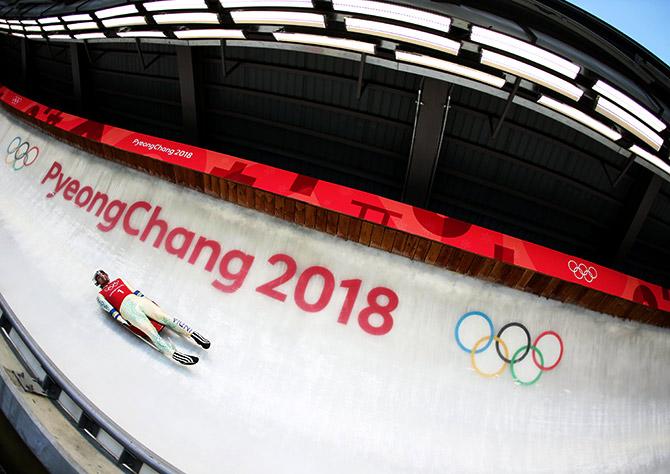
0,292 -> 180,474
0,84 -> 668,328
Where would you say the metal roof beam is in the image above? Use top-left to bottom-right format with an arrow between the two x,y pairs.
134,39 -> 162,71
356,53 -> 367,100
490,77 -> 521,140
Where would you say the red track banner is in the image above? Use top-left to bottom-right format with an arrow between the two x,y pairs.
1,85 -> 667,314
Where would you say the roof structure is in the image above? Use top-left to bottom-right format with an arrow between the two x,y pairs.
1,0 -> 670,289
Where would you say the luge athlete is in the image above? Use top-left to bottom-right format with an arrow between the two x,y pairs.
93,270 -> 210,365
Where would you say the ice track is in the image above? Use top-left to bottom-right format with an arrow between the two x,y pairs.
1,110 -> 670,473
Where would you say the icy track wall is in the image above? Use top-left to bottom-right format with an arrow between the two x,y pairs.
1,109 -> 670,474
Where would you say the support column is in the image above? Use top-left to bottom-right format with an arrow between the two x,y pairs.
176,46 -> 199,145
611,170 -> 662,263
20,38 -> 30,93
402,78 -> 452,207
70,43 -> 88,114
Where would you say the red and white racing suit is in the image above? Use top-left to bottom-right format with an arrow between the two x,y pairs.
96,278 -> 196,356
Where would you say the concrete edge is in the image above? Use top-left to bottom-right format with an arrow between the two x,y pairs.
0,331 -> 118,473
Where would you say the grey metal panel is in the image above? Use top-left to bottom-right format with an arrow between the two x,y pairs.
197,45 -> 414,198
650,190 -> 670,227
613,173 -> 663,262
624,238 -> 670,286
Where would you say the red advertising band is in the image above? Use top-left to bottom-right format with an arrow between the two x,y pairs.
1,84 -> 668,314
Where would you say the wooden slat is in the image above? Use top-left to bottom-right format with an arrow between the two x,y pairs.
262,189 -> 274,215
316,208 -> 328,233
412,238 -> 431,261
305,203 -> 317,228
326,211 -> 339,235
402,235 -> 420,259
254,189 -> 265,213
475,257 -> 497,281
514,269 -> 535,291
424,242 -> 442,265
540,278 -> 562,300
502,266 -> 525,287
550,281 -> 571,303
283,198 -> 295,221
465,255 -> 487,277
444,249 -> 464,272
358,221 -> 373,246
435,245 -> 454,268
294,201 -> 306,226
236,184 -> 249,207
564,286 -> 588,305
347,218 -> 362,242
578,290 -> 607,312
489,260 -> 505,281
603,294 -> 632,317
203,173 -> 213,196
337,214 -> 350,239
381,228 -> 397,252
625,304 -> 650,323
244,186 -> 254,208
391,232 -> 407,256
646,309 -> 669,326
456,252 -> 476,275
369,224 -> 385,249
227,180 -> 237,204
274,194 -> 284,218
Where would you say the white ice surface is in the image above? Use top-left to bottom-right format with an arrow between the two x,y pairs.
1,110 -> 669,473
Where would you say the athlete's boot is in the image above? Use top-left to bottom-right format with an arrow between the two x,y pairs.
191,332 -> 211,349
172,351 -> 199,365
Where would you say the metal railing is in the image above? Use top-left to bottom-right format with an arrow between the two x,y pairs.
0,291 -> 180,474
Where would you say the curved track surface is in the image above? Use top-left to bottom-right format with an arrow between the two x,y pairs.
1,110 -> 669,473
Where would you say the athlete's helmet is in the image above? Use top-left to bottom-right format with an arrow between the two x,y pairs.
93,269 -> 108,287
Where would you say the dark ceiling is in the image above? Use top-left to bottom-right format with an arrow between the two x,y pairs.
2,1 -> 670,289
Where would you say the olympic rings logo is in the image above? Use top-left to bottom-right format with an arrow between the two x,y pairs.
5,137 -> 39,171
454,311 -> 564,386
568,260 -> 598,283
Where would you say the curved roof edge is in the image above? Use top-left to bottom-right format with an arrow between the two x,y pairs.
536,0 -> 669,70
405,0 -> 670,107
